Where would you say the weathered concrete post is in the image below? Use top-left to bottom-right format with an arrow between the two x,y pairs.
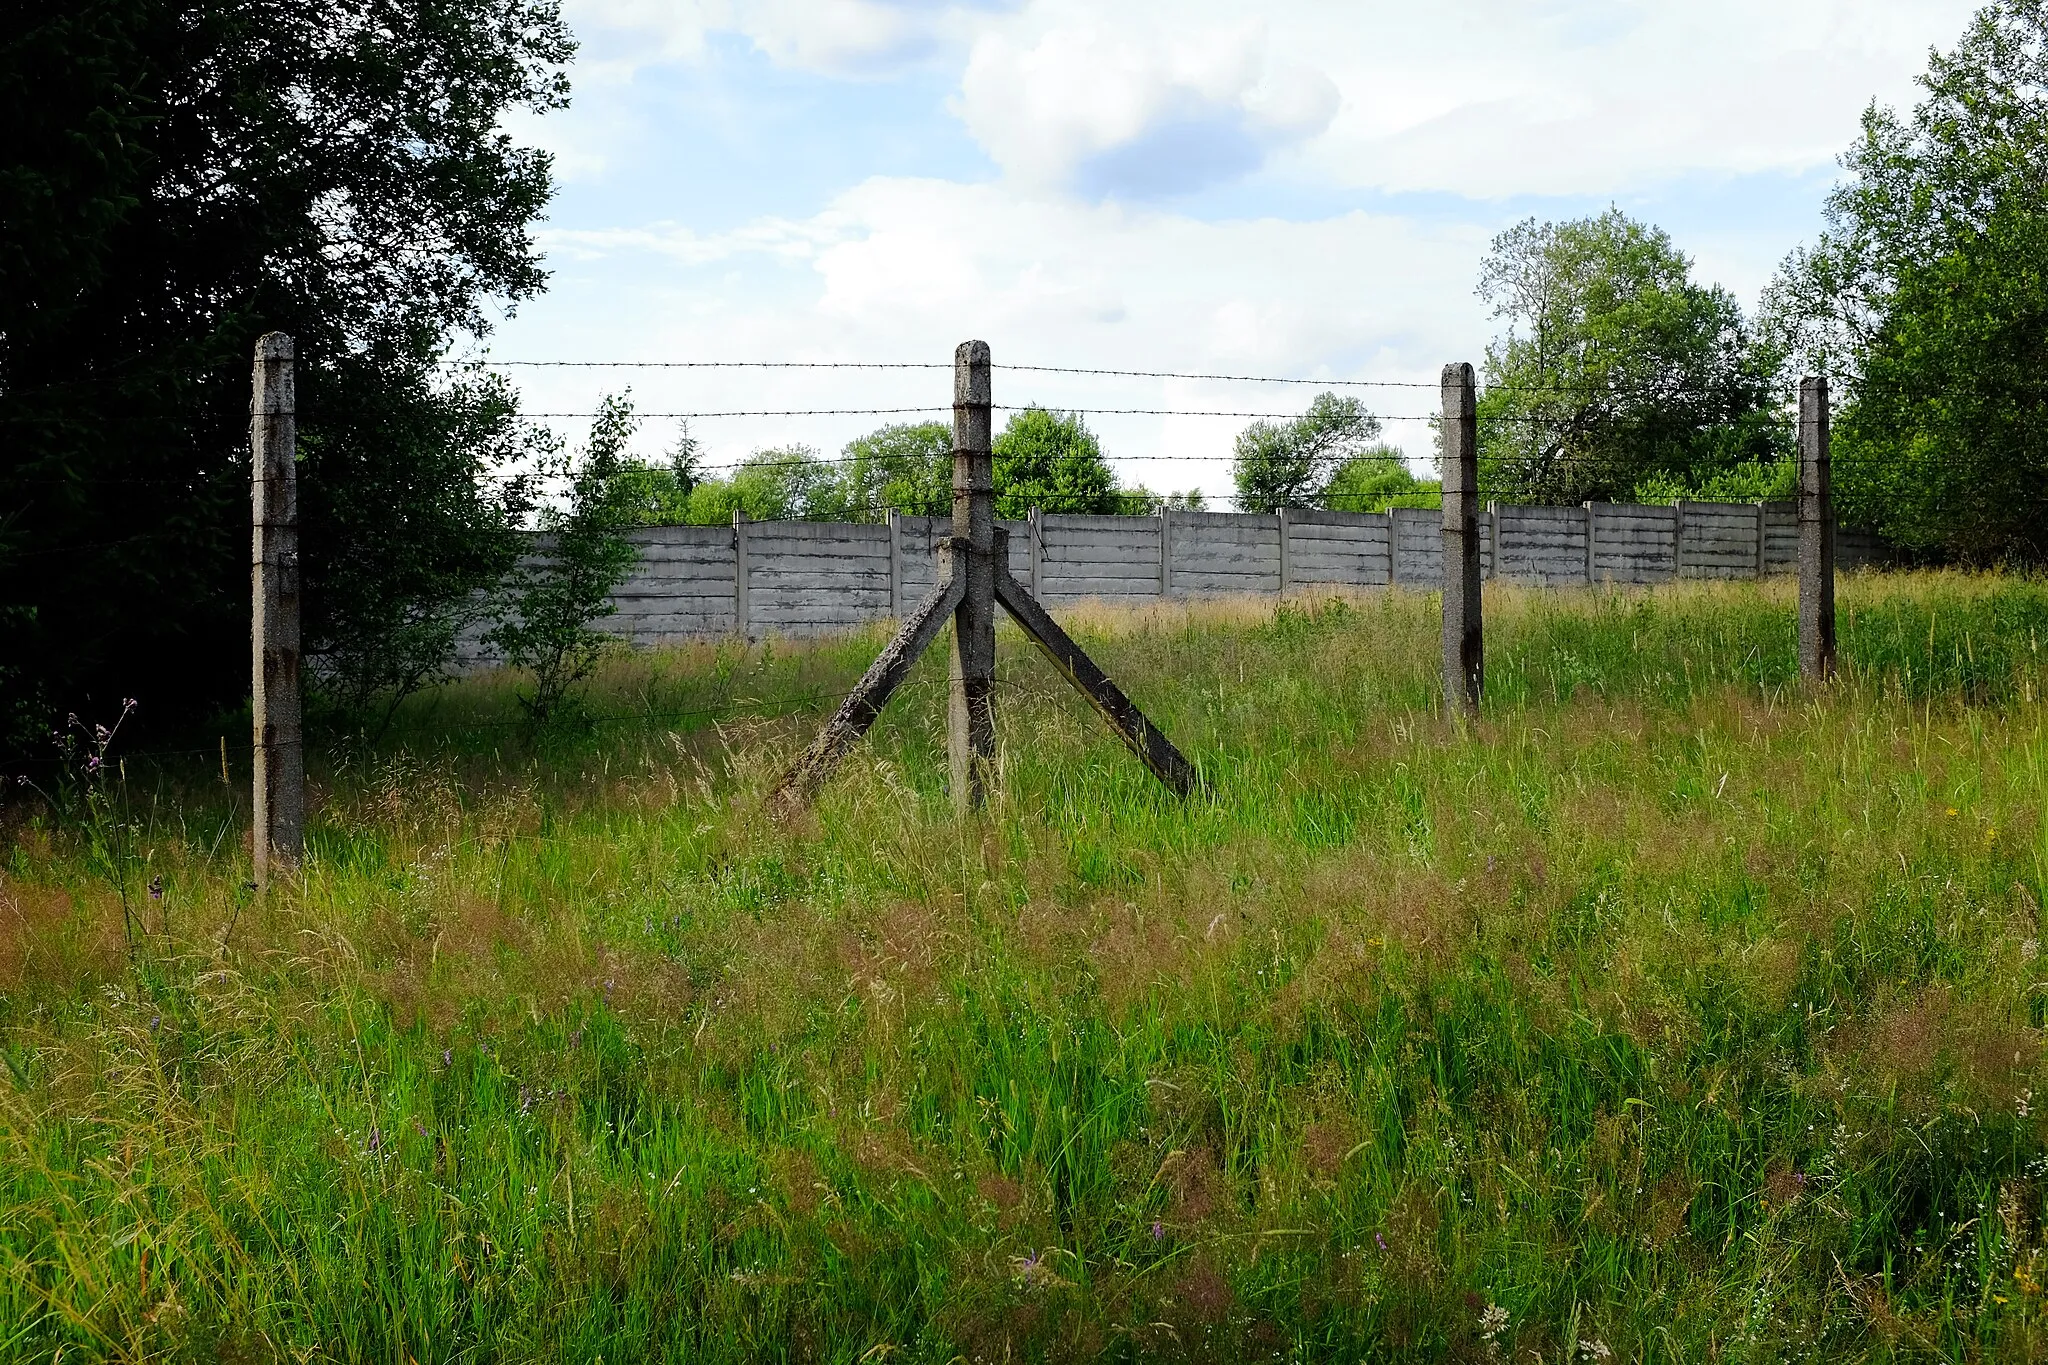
1440,362 -> 1483,717
949,340 -> 997,811
1798,375 -> 1836,682
251,333 -> 302,890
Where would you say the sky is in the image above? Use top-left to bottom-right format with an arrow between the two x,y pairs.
482,0 -> 1984,502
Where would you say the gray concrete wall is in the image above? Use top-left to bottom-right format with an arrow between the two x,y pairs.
470,501 -> 1888,655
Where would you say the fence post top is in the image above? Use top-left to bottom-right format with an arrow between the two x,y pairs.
255,332 -> 295,362
954,341 -> 991,405
1440,361 -> 1474,388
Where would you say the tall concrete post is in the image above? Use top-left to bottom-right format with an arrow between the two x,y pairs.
1798,375 -> 1836,682
251,333 -> 302,889
949,340 -> 997,811
1441,362 -> 1483,717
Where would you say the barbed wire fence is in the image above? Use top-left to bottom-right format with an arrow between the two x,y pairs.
10,347 -> 1848,816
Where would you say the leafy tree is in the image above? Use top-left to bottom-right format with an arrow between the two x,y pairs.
992,408 -> 1122,518
1323,448 -> 1440,512
1765,0 -> 2048,561
1477,209 -> 1787,506
684,446 -> 840,523
1632,458 -> 1795,507
0,0 -> 573,753
1231,394 -> 1384,511
839,422 -> 952,519
606,428 -> 703,526
1118,487 -> 1208,514
485,396 -> 641,727
305,366 -> 549,727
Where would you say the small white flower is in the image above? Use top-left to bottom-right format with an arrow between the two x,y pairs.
1578,1339 -> 1612,1361
1479,1303 -> 1510,1340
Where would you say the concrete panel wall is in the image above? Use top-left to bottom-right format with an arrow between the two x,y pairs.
1494,504 -> 1588,586
454,500 -> 1885,663
1591,504 -> 1679,584
743,520 -> 891,633
611,525 -> 738,642
1677,502 -> 1764,580
1763,502 -> 1799,575
1284,509 -> 1392,588
1170,510 -> 1282,596
1038,513 -> 1164,603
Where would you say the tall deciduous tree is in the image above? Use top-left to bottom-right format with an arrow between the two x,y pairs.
0,0 -> 573,752
1231,394 -> 1384,512
1478,209 -> 1786,505
992,408 -> 1122,518
1765,0 -> 2048,562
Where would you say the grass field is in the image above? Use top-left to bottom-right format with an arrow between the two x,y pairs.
5,572 -> 2048,1362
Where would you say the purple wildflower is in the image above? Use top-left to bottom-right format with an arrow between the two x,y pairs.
366,1127 -> 382,1153
1150,1220 -> 1163,1241
1376,1232 -> 1389,1252
442,1048 -> 452,1068
148,875 -> 164,901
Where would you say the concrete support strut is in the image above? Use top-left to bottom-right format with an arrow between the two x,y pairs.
774,340 -> 1200,809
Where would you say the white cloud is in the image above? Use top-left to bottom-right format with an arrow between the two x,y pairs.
494,176 -> 1485,496
956,17 -> 1338,194
551,0 -> 1979,196
560,0 -> 1000,76
486,0 -> 1993,500
1222,0 -> 1978,197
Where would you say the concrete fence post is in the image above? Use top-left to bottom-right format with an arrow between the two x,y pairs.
1440,362 -> 1482,716
251,332 -> 302,891
1027,506 -> 1043,596
948,340 -> 997,812
733,509 -> 752,639
1277,506 -> 1293,593
886,509 -> 902,618
1798,375 -> 1836,681
1158,506 -> 1174,597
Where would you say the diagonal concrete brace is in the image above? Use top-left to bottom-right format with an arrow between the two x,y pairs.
991,533 -> 1203,799
772,563 -> 965,805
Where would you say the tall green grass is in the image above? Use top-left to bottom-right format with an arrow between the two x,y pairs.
4,572 -> 2048,1361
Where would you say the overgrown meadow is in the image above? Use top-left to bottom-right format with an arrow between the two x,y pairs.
5,573 -> 2048,1362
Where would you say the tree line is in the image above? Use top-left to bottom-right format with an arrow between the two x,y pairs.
4,0 -> 2046,753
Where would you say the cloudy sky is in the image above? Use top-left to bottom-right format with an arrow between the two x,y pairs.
486,0 -> 1980,502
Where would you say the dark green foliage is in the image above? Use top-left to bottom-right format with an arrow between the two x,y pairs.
1478,209 -> 1789,506
1231,393 -> 1384,511
1768,0 -> 2048,562
992,408 -> 1122,517
303,364 -> 549,727
681,446 -> 846,524
1321,445 -> 1438,512
837,421 -> 954,519
0,0 -> 573,753
603,429 -> 703,526
484,397 -> 642,726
